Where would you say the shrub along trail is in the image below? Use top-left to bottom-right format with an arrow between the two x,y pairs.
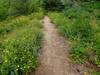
35,16 -> 86,75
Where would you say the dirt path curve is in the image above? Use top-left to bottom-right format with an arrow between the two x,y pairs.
35,16 -> 82,75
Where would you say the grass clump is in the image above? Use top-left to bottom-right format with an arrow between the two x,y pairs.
0,12 -> 44,37
70,18 -> 94,42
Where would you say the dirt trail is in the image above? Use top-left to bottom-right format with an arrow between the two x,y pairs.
35,16 -> 84,75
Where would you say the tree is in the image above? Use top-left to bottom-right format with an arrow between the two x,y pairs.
0,0 -> 9,20
0,0 -> 41,20
42,0 -> 64,10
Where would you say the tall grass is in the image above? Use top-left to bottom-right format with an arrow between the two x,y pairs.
0,19 -> 42,75
0,16 -> 30,36
48,4 -> 100,67
0,12 -> 44,36
0,12 -> 44,75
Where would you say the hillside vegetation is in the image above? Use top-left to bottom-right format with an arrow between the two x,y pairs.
0,13 -> 43,75
0,0 -> 100,75
48,0 -> 100,74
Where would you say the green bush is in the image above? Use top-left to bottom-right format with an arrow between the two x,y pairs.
81,2 -> 100,11
0,0 -> 8,20
42,0 -> 64,10
0,0 -> 42,20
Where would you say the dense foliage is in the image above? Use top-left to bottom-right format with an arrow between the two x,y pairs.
41,0 -> 64,10
0,0 -> 100,74
48,0 -> 100,72
0,0 -> 99,21
1,24 -> 42,75
0,12 -> 43,75
0,0 -> 41,21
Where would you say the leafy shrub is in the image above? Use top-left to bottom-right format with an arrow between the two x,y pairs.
26,0 -> 41,14
0,0 -> 8,20
42,0 -> 64,10
0,0 -> 42,21
81,2 -> 100,12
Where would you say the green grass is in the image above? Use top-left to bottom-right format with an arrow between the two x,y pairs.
91,71 -> 100,75
0,12 -> 44,36
48,1 -> 100,71
0,16 -> 30,36
0,13 -> 43,75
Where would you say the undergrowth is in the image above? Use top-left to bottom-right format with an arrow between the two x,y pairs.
0,12 -> 43,75
48,1 -> 100,70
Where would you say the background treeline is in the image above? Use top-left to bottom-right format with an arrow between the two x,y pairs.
0,0 -> 99,21
0,0 -> 41,20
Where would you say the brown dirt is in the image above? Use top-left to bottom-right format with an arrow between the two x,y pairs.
35,16 -> 89,75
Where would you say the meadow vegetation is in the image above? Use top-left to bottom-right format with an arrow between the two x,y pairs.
0,0 -> 100,75
0,11 -> 43,75
48,0 -> 100,74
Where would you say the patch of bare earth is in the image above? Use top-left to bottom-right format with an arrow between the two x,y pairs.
34,16 -> 89,75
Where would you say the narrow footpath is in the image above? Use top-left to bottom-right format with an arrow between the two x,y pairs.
35,16 -> 85,75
